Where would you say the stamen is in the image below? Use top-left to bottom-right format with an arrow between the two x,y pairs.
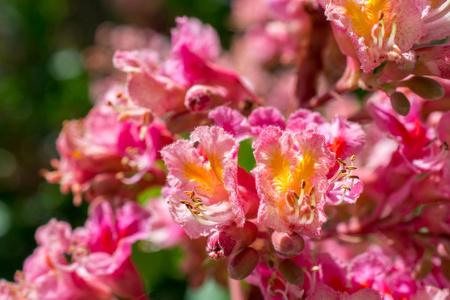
189,208 -> 220,226
305,210 -> 315,224
309,185 -> 316,196
196,208 -> 223,222
286,190 -> 298,211
378,20 -> 385,49
337,158 -> 346,165
180,200 -> 192,208
296,180 -> 306,218
299,214 -> 308,225
341,186 -> 351,191
329,162 -> 345,183
371,23 -> 379,47
386,15 -> 397,49
424,0 -> 450,22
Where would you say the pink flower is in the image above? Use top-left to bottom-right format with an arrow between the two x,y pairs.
43,104 -> 127,205
248,107 -> 286,135
44,102 -> 167,205
115,17 -> 260,124
117,119 -> 174,184
323,0 -> 424,72
12,201 -> 151,300
21,220 -> 113,300
209,106 -> 250,142
73,201 -> 150,300
252,126 -> 335,237
171,16 -> 221,62
414,46 -> 450,80
161,126 -> 245,238
415,0 -> 450,44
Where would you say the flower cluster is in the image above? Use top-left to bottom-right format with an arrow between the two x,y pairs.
3,2 -> 450,300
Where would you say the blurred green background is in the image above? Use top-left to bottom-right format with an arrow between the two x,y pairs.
0,0 -> 233,298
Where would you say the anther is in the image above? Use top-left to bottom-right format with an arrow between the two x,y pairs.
286,190 -> 298,209
350,155 -> 356,161
296,180 -> 306,218
348,175 -> 359,179
309,185 -> 316,196
337,158 -> 346,165
346,166 -> 357,170
184,191 -> 194,197
300,179 -> 306,189
342,186 -> 351,191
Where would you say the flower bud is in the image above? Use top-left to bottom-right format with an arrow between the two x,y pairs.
227,247 -> 259,280
206,231 -> 236,260
400,76 -> 444,100
185,85 -> 225,112
206,221 -> 258,260
382,51 -> 416,81
271,231 -> 305,257
389,92 -> 411,116
278,259 -> 304,286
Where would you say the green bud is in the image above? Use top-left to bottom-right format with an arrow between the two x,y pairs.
389,91 -> 411,116
402,76 -> 444,100
278,259 -> 304,286
227,247 -> 259,280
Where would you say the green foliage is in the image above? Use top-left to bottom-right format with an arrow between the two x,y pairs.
131,242 -> 187,299
238,139 -> 256,172
137,187 -> 162,204
185,279 -> 230,300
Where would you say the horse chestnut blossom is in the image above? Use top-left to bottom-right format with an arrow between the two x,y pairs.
2,201 -> 150,300
161,126 -> 245,238
5,1 -> 450,299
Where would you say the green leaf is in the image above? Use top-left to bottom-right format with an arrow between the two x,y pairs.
131,242 -> 187,299
238,139 -> 255,172
137,187 -> 162,204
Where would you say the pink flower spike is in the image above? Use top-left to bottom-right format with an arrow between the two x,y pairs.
209,106 -> 250,142
161,126 -> 244,238
252,126 -> 335,237
248,107 -> 286,135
